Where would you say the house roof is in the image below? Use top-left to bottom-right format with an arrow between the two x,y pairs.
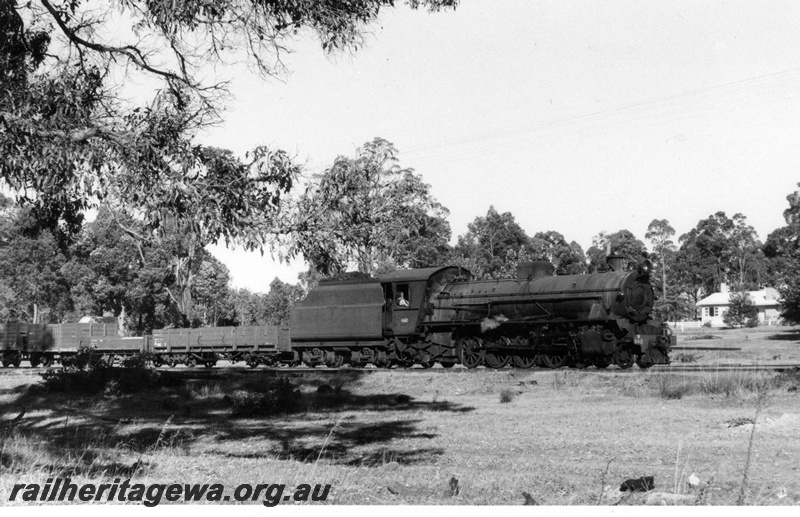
697,287 -> 781,307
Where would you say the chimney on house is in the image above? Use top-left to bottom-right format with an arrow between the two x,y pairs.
720,283 -> 728,294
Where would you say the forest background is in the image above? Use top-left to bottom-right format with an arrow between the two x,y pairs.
3,1 -> 800,333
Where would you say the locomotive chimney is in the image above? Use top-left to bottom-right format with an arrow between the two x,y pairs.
517,261 -> 555,280
606,254 -> 625,272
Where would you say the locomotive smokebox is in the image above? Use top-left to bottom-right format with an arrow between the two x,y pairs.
516,261 -> 555,280
606,254 -> 625,272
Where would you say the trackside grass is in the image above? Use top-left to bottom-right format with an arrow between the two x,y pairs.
0,326 -> 799,505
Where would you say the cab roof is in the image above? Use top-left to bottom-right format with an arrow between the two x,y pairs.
379,266 -> 471,284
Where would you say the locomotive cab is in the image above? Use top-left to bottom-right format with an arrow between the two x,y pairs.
380,266 -> 471,338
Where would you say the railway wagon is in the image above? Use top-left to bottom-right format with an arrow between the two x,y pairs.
0,322 -> 53,367
150,326 -> 291,368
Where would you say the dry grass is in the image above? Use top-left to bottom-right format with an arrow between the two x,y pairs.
0,326 -> 799,505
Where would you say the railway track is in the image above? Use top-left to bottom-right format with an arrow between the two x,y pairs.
0,362 -> 797,378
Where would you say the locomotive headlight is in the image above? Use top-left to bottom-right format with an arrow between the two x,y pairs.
638,260 -> 653,276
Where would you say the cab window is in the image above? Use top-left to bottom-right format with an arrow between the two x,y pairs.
395,284 -> 410,307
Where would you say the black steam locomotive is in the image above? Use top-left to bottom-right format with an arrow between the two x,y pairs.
0,256 -> 673,369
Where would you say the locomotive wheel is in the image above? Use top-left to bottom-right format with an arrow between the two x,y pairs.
457,337 -> 484,369
593,358 -> 610,369
541,354 -> 566,369
511,354 -> 537,369
484,352 -> 510,369
613,349 -> 635,369
420,360 -> 435,369
440,360 -> 456,368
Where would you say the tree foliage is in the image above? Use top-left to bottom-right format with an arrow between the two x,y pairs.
288,138 -> 451,276
676,212 -> 761,295
764,183 -> 800,324
586,229 -> 646,272
229,278 -> 302,326
453,206 -> 532,279
722,289 -> 759,328
1,0 -> 457,251
529,231 -> 586,275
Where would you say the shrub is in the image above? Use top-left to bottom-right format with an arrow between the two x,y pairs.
723,290 -> 759,328
674,353 -> 698,363
499,388 -> 516,403
230,378 -> 304,417
655,375 -> 693,399
702,320 -> 712,328
41,349 -> 158,395
698,370 -> 776,398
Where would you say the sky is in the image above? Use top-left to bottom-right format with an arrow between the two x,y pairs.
198,0 -> 800,292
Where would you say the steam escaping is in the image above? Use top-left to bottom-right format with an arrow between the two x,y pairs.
480,314 -> 509,332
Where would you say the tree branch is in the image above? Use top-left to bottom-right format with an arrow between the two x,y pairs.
39,0 -> 198,91
0,110 -> 135,145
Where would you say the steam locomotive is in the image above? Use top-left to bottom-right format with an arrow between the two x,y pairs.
0,256 -> 673,369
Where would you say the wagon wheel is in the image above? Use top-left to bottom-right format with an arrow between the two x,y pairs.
325,353 -> 344,369
420,360 -> 435,369
11,356 -> 21,368
374,351 -> 390,368
613,349 -> 635,369
41,354 -> 54,367
540,354 -> 566,369
1,360 -> 9,368
457,337 -> 484,369
29,353 -> 41,368
440,360 -> 456,368
484,351 -> 510,369
512,354 -> 537,369
185,356 -> 197,368
360,348 -> 376,366
246,355 -> 260,368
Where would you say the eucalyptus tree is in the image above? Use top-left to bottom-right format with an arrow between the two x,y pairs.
586,230 -> 647,272
645,219 -> 676,300
454,207 -> 532,279
1,0 -> 458,252
764,183 -> 800,323
529,230 -> 586,275
288,138 -> 451,276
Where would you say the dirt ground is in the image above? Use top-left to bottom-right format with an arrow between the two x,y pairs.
1,325 -> 799,506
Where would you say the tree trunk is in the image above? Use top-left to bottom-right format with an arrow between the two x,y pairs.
117,305 -> 126,336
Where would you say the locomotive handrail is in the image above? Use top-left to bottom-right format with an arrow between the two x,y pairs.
447,293 -> 605,306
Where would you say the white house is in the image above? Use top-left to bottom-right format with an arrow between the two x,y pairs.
695,284 -> 781,326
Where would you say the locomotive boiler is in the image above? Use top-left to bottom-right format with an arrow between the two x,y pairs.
423,256 -> 673,369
